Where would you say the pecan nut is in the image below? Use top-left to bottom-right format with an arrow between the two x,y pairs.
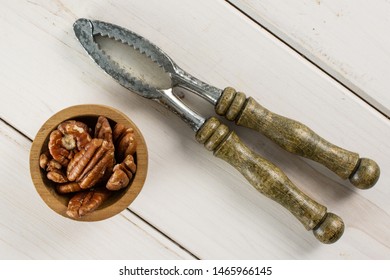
57,120 -> 92,151
66,188 -> 111,218
95,116 -> 113,144
67,139 -> 115,189
48,120 -> 92,167
48,130 -> 72,166
94,116 -> 115,181
39,153 -> 68,183
56,182 -> 82,194
39,153 -> 51,169
106,154 -> 137,190
113,123 -> 137,161
47,170 -> 68,183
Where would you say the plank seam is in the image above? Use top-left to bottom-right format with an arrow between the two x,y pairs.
225,0 -> 389,120
0,118 -> 33,142
126,209 -> 201,260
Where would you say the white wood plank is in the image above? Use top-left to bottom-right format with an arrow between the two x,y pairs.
0,121 -> 194,259
1,0 -> 390,259
229,0 -> 390,116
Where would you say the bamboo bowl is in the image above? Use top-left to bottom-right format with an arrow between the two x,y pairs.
30,104 -> 148,221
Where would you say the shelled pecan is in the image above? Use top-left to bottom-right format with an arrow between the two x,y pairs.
107,154 -> 137,191
47,170 -> 68,183
48,130 -> 72,166
94,116 -> 115,182
66,138 -> 114,189
95,116 -> 113,144
57,120 -> 92,151
113,123 -> 137,161
39,153 -> 50,169
56,182 -> 82,194
48,120 -> 92,167
39,153 -> 68,183
66,188 -> 111,219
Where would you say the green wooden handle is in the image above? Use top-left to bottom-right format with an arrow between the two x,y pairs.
196,117 -> 344,244
215,87 -> 380,189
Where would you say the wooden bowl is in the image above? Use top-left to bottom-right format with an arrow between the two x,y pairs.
30,104 -> 148,221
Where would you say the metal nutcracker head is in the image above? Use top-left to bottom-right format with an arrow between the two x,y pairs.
73,18 -> 178,100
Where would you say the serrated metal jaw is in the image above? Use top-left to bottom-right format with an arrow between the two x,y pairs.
73,18 -> 176,100
73,18 -> 222,131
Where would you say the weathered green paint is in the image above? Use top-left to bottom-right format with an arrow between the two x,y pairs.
215,87 -> 235,115
216,87 -> 380,189
313,213 -> 344,244
349,158 -> 380,189
225,91 -> 246,121
196,117 -> 344,244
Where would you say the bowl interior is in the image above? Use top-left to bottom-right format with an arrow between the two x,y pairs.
30,105 -> 148,221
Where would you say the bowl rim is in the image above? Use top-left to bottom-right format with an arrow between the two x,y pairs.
29,104 -> 148,221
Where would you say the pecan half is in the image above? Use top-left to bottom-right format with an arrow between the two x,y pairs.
57,120 -> 92,151
67,139 -> 115,189
48,120 -> 92,167
39,153 -> 50,169
106,154 -> 137,191
66,188 -> 111,218
113,124 -> 137,161
112,123 -> 126,142
47,170 -> 68,183
40,153 -> 68,183
95,116 -> 113,144
46,159 -> 62,172
48,130 -> 71,166
56,182 -> 82,194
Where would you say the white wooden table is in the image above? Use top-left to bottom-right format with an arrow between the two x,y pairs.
1,0 -> 389,259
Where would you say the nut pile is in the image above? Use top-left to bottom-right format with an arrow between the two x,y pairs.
39,116 -> 137,219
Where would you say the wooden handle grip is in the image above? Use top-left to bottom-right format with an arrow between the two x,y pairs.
215,87 -> 380,189
196,117 -> 344,244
